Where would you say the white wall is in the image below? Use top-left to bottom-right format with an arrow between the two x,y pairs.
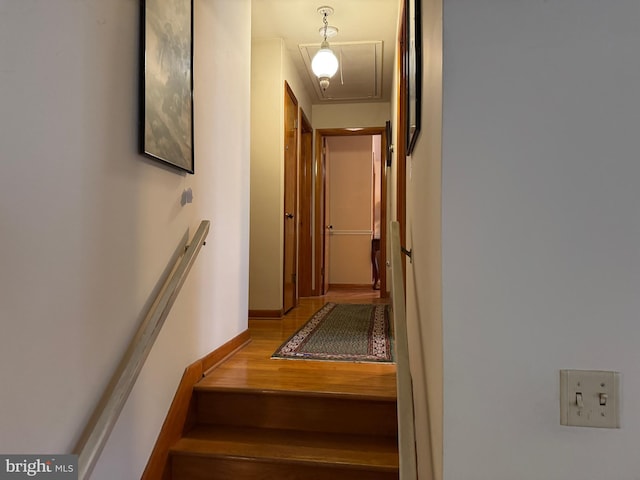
327,136 -> 374,285
249,37 -> 314,311
404,0 -> 443,477
312,102 -> 391,129
250,38 -> 283,310
442,1 -> 640,478
0,1 -> 250,479
282,44 -> 313,124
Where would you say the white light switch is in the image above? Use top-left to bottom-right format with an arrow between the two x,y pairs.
560,369 -> 620,428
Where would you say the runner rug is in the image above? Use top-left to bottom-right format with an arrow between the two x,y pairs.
271,303 -> 393,363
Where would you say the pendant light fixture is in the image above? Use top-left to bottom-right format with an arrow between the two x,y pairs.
311,6 -> 339,91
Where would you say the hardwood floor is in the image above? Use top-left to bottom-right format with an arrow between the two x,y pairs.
197,289 -> 396,399
164,289 -> 399,479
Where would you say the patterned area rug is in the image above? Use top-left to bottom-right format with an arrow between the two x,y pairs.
272,303 -> 393,362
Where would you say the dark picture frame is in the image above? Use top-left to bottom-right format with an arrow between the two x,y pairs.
405,0 -> 422,155
140,0 -> 194,173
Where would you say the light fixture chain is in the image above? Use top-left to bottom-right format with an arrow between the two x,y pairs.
322,12 -> 328,41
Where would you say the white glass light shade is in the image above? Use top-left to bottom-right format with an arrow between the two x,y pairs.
311,43 -> 339,79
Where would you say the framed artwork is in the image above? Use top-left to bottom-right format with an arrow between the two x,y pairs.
405,0 -> 422,155
141,0 -> 194,173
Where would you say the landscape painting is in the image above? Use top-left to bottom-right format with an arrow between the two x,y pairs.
141,0 -> 194,173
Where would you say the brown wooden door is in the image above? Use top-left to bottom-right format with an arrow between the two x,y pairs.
283,83 -> 298,313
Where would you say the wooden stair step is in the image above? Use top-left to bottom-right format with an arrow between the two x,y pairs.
170,425 -> 399,480
194,388 -> 398,437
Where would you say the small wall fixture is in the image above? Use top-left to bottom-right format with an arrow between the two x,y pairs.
311,6 -> 339,91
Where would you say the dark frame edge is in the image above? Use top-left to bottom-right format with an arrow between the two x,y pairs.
139,0 -> 195,175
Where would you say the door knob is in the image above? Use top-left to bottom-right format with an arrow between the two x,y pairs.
285,212 -> 294,219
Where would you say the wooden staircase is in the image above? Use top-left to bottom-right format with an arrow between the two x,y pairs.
143,294 -> 399,479
168,386 -> 399,479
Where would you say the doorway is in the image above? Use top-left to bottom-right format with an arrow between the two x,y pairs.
314,127 -> 388,297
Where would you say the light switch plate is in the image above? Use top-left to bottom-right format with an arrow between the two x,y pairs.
560,369 -> 620,428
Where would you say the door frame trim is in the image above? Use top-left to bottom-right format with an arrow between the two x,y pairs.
298,108 -> 314,297
283,81 -> 299,312
314,127 -> 389,297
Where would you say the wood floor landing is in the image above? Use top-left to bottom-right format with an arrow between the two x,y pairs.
197,290 -> 397,399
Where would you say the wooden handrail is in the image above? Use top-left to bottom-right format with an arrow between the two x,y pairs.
389,221 -> 417,479
73,220 -> 210,479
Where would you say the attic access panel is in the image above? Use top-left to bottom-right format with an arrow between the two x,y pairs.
299,41 -> 383,101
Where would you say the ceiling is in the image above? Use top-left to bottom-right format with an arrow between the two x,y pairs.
251,0 -> 401,104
